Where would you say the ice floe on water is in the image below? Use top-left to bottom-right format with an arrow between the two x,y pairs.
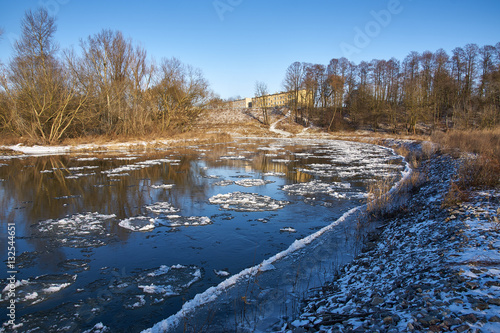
213,179 -> 235,186
107,264 -> 203,307
82,323 -> 110,333
219,155 -> 246,160
234,178 -> 274,187
160,216 -> 212,227
102,158 -> 180,177
36,212 -> 117,248
209,192 -> 289,212
119,201 -> 211,231
282,179 -> 365,200
75,157 -> 99,161
150,184 -> 175,189
299,157 -> 403,179
263,171 -> 286,177
289,141 -> 405,180
214,270 -> 231,277
1,274 -> 76,306
145,201 -> 180,214
271,158 -> 292,164
118,216 -> 157,232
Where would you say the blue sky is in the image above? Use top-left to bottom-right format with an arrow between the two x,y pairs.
1,0 -> 499,99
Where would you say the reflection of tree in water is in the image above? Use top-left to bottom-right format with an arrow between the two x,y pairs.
201,141 -> 314,184
0,149 -> 212,250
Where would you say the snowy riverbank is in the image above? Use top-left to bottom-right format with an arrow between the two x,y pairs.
281,150 -> 500,333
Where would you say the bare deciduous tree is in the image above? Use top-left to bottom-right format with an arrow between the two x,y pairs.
152,57 -> 210,131
2,8 -> 86,143
282,62 -> 305,122
254,81 -> 269,125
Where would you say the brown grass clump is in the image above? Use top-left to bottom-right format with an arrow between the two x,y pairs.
456,155 -> 500,188
366,176 -> 397,214
442,182 -> 470,208
431,128 -> 500,161
434,128 -> 500,207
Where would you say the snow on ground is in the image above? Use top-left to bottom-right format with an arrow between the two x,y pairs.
1,141 -> 179,157
282,153 -> 500,333
269,112 -> 293,137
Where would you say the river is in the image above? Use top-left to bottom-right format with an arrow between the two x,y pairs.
0,138 -> 406,332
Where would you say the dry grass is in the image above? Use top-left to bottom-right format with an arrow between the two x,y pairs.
366,176 -> 397,214
434,128 -> 500,207
431,128 -> 500,161
441,182 -> 470,208
432,128 -> 500,188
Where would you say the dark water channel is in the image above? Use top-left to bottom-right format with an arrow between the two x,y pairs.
0,138 -> 405,332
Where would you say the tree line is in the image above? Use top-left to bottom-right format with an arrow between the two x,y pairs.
0,8 -> 212,143
283,43 -> 500,133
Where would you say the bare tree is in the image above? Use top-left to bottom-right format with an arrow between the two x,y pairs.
2,8 -> 86,143
254,81 -> 269,125
152,57 -> 210,131
282,62 -> 305,122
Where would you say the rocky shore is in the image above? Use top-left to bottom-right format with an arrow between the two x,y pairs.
281,150 -> 500,333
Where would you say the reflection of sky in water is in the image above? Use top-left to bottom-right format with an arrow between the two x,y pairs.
0,139 -> 405,332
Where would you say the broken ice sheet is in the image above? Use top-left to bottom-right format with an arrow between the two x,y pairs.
145,201 -> 180,214
208,192 -> 289,212
35,212 -> 117,248
281,179 -> 363,200
214,269 -> 231,277
0,274 -> 76,306
119,201 -> 211,231
150,184 -> 175,189
213,179 -> 235,186
159,215 -> 212,227
118,216 -> 157,232
234,179 -> 275,187
105,264 -> 203,306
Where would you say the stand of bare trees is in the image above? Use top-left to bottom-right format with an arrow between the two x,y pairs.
283,42 -> 500,133
0,8 -> 211,143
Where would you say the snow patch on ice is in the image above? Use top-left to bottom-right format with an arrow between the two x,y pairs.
160,216 -> 212,227
36,212 -> 116,248
145,202 -> 180,214
150,184 -> 175,189
1,274 -> 76,306
209,192 -> 289,212
213,179 -> 235,186
235,179 -> 274,187
282,180 -> 357,199
214,270 -> 231,277
119,216 -> 157,232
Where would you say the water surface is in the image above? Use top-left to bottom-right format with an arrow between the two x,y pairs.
0,138 -> 404,332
